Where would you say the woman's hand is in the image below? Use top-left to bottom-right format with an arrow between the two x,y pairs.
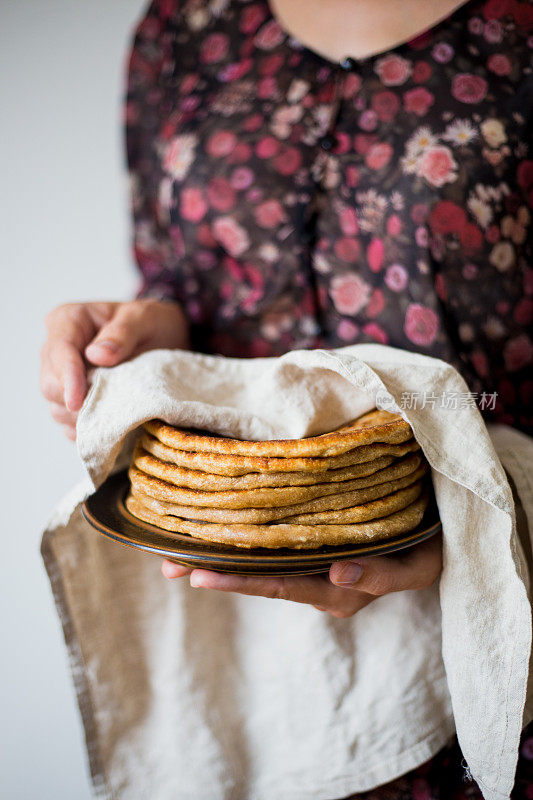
40,299 -> 189,440
161,533 -> 442,617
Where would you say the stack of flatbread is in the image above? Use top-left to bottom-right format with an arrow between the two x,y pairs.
125,410 -> 432,549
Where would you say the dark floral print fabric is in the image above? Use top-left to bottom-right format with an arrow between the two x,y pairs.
124,0 -> 533,435
123,0 -> 533,793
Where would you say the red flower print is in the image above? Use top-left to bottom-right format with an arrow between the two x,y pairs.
362,322 -> 388,344
517,160 -> 533,191
371,91 -> 400,122
365,142 -> 393,170
504,334 -> 533,371
375,54 -> 412,86
413,61 -> 433,83
256,136 -> 280,158
459,222 -> 484,253
482,0 -> 514,20
254,199 -> 286,227
404,304 -> 439,346
330,273 -> 371,314
181,187 -> 207,222
273,147 -> 302,175
334,237 -> 361,262
200,33 -> 229,63
354,133 -> 377,155
418,146 -> 458,187
240,5 -> 267,34
366,288 -> 386,317
367,237 -> 385,272
403,87 -> 435,116
255,20 -> 285,49
487,54 -> 512,75
451,73 -> 488,103
514,298 -> 533,325
207,177 -> 236,212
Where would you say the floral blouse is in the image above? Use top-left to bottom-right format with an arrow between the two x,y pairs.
125,0 -> 533,435
123,0 -> 533,789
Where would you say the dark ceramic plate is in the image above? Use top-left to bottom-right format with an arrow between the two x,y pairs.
82,470 -> 442,576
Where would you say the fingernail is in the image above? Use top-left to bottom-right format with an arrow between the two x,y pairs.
87,339 -> 119,353
190,575 -> 202,588
334,562 -> 363,586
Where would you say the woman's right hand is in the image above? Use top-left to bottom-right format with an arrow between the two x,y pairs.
40,299 -> 190,440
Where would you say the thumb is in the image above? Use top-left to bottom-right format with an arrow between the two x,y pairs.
85,302 -> 151,366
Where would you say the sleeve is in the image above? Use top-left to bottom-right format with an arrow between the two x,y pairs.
122,0 -> 183,303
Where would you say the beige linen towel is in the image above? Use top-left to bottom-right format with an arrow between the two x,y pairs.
41,344 -> 533,800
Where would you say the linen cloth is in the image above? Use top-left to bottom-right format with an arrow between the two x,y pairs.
41,343 -> 533,800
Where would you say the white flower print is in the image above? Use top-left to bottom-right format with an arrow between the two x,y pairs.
405,126 -> 438,157
489,241 -> 515,272
162,134 -> 197,180
480,119 -> 507,149
467,195 -> 493,229
442,119 -> 478,145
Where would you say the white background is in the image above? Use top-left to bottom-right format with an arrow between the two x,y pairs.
1,1 -> 146,796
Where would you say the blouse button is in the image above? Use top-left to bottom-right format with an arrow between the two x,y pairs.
339,56 -> 358,70
319,133 -> 337,151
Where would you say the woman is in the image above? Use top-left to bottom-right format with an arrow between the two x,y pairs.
40,0 -> 533,795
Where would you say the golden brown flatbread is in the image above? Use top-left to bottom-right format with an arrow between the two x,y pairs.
124,491 -> 430,549
129,468 -> 425,523
144,409 -> 412,458
133,442 -> 400,491
139,432 -> 420,477
128,455 -> 425,509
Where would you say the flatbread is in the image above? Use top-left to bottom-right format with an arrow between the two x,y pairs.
133,442 -> 399,491
128,455 -> 425,509
140,432 -> 421,477
144,409 -> 412,457
124,491 -> 430,549
129,469 -> 425,523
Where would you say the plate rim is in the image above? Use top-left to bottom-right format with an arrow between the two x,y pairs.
82,470 -> 442,565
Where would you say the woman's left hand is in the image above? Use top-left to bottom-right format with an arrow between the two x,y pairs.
161,533 -> 442,618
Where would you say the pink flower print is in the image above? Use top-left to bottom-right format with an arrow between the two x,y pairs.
367,237 -> 385,272
451,73 -> 488,104
230,167 -> 254,190
468,16 -> 484,34
504,334 -> 533,372
254,199 -> 286,228
200,32 -> 229,63
163,134 -> 196,180
386,214 -> 402,236
385,263 -> 408,292
487,53 -> 512,75
339,206 -> 359,236
330,273 -> 371,315
181,187 -> 207,222
365,142 -> 393,170
374,54 -> 412,86
337,319 -> 360,340
415,226 -> 428,247
432,42 -> 454,63
484,19 -> 503,42
212,216 -> 250,257
255,19 -> 285,49
404,303 -> 439,346
411,203 -> 429,225
359,110 -> 378,131
418,146 -> 458,187
403,87 -> 435,116
206,130 -> 237,157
